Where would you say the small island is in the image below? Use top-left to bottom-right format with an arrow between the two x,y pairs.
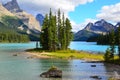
26,9 -> 105,62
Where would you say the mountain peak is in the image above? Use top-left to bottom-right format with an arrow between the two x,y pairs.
12,0 -> 17,3
100,19 -> 106,22
84,19 -> 116,34
3,0 -> 22,12
84,22 -> 93,30
36,14 -> 44,26
94,19 -> 107,25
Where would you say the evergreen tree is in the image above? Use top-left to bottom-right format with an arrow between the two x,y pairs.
61,13 -> 66,50
104,48 -> 111,62
40,14 -> 49,50
48,8 -> 53,51
109,30 -> 115,60
65,18 -> 73,49
57,9 -> 62,49
117,26 -> 120,60
52,15 -> 58,51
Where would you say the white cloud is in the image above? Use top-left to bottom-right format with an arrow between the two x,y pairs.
71,18 -> 97,32
1,0 -> 94,16
96,3 -> 120,22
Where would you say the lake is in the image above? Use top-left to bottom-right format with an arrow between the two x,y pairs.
0,42 -> 118,80
70,41 -> 118,53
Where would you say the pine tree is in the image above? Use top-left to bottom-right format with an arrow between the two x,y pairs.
65,18 -> 73,49
61,13 -> 66,50
57,9 -> 62,49
117,26 -> 120,60
48,8 -> 53,51
52,15 -> 58,51
40,14 -> 49,50
109,30 -> 115,60
104,48 -> 111,62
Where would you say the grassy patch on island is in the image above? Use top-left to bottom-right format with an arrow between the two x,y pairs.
26,48 -> 104,61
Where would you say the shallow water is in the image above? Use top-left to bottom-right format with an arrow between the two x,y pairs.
0,42 -> 118,80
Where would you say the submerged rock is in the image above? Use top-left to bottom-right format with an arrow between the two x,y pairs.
40,66 -> 62,78
90,75 -> 102,79
27,56 -> 34,59
13,54 -> 17,56
91,65 -> 96,67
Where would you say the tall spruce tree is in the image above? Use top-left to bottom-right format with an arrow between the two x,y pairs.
117,26 -> 120,60
52,15 -> 58,51
57,9 -> 62,49
104,48 -> 111,62
61,13 -> 66,50
48,8 -> 54,51
65,18 -> 73,49
40,14 -> 49,50
109,30 -> 115,60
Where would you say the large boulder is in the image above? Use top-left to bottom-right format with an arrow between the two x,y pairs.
40,66 -> 62,78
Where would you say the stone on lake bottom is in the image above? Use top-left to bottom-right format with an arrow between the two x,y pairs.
90,75 -> 102,79
91,65 -> 96,67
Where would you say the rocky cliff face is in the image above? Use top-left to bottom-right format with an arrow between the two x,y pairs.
3,0 -> 22,13
3,0 -> 41,33
14,11 -> 41,33
0,3 -> 14,18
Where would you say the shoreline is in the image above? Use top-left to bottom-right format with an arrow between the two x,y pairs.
25,49 -> 120,65
25,52 -> 53,59
25,49 -> 104,61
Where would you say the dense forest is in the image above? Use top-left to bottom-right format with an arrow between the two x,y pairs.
0,32 -> 29,43
96,27 -> 120,45
0,16 -> 29,43
87,26 -> 120,45
40,9 -> 73,51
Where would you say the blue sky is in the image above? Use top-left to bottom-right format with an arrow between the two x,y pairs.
69,0 -> 120,24
1,0 -> 120,32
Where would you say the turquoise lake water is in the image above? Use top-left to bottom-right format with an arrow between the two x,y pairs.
0,42 -> 118,80
70,41 -> 118,53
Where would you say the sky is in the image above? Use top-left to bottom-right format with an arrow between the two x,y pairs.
1,0 -> 120,32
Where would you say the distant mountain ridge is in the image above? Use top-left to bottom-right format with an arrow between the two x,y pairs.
36,14 -> 44,26
74,19 -> 117,41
